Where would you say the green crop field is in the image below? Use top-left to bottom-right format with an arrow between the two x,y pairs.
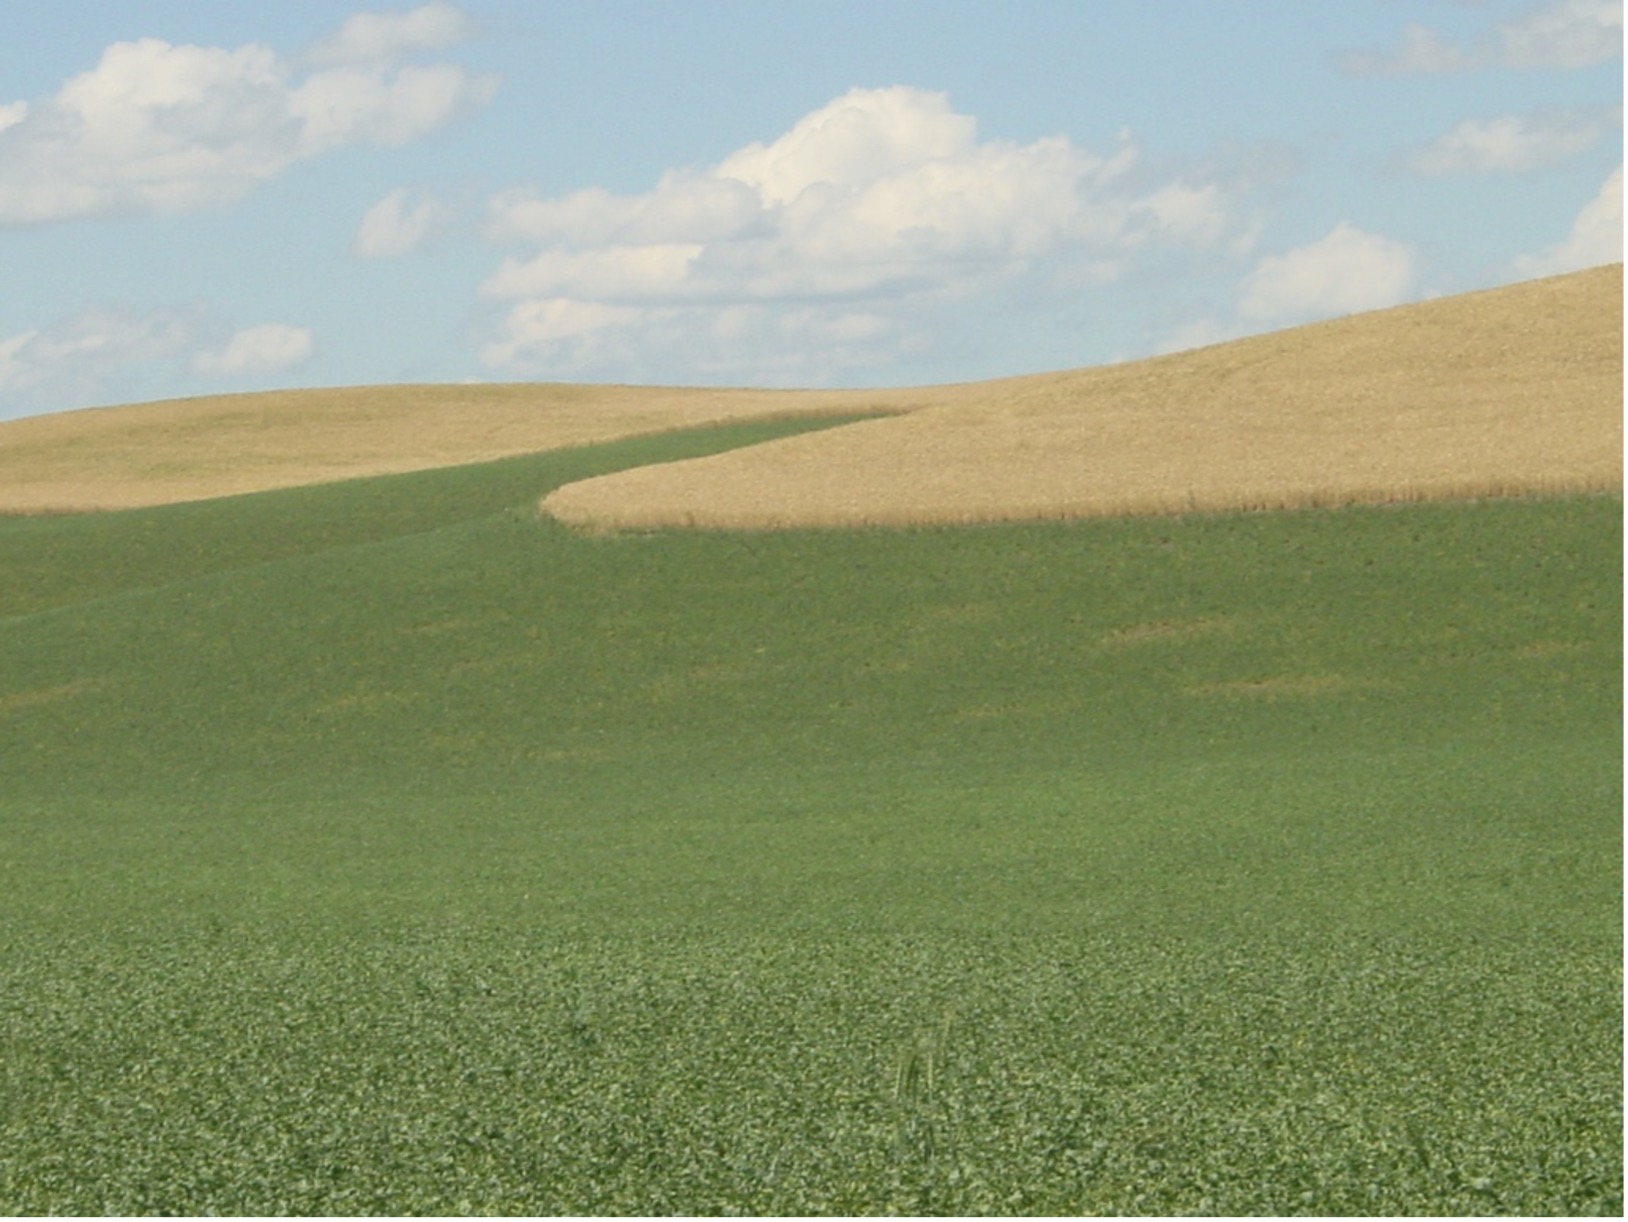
0,418 -> 1619,1215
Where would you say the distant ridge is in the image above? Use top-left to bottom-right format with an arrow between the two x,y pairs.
543,264 -> 1623,529
0,265 -> 1619,521
0,382 -> 911,514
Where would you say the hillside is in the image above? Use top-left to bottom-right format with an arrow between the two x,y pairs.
0,426 -> 1618,1210
3,265 -> 1617,522
545,264 -> 1623,529
0,382 -> 918,514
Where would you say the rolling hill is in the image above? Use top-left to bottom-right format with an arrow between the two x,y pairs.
0,267 -> 1619,1214
0,382 -> 911,513
544,263 -> 1623,528
0,264 -> 1617,524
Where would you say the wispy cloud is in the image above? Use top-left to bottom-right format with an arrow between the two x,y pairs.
306,0 -> 479,66
0,305 -> 197,402
1340,0 -> 1623,75
354,187 -> 452,258
1407,106 -> 1621,173
0,306 -> 314,416
0,3 -> 497,227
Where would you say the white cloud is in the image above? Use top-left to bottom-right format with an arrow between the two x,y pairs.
1514,165 -> 1624,275
480,299 -> 664,376
0,6 -> 496,226
479,86 -> 1249,378
291,61 -> 495,154
190,323 -> 314,376
1408,106 -> 1621,173
0,305 -> 193,390
714,86 -> 979,209
0,304 -> 200,414
354,186 -> 451,257
1343,22 -> 1474,75
1155,223 -> 1422,355
0,306 -> 316,417
481,297 -> 913,386
1341,0 -> 1623,74
1135,182 -> 1230,245
306,1 -> 478,66
1238,222 -> 1418,323
1497,0 -> 1625,68
482,243 -> 706,301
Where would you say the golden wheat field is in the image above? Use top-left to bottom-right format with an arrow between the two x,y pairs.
543,263 -> 1623,530
0,264 -> 1619,522
0,382 -> 921,514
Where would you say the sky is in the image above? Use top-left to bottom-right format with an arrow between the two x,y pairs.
0,1 -> 1621,420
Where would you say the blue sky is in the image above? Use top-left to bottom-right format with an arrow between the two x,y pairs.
0,1 -> 1620,419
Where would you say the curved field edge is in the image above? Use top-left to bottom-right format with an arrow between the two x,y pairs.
0,414 -> 874,620
0,382 -> 921,514
542,264 -> 1623,530
0,444 -> 1618,1214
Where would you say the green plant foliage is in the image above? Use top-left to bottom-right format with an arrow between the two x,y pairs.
0,422 -> 1619,1214
0,414 -> 878,620
0,927 -> 1616,1215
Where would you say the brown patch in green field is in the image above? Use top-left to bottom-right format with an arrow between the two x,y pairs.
953,702 -> 1029,722
1099,618 -> 1236,648
1514,639 -> 1590,659
642,661 -> 774,705
402,616 -> 489,637
0,679 -> 107,716
447,652 -> 545,678
318,689 -> 418,715
1187,674 -> 1390,699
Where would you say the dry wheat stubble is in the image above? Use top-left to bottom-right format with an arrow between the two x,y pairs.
0,382 -> 925,514
1,265 -> 1618,525
542,263 -> 1623,530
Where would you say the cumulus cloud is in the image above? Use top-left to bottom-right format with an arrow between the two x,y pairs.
479,85 -> 1250,379
0,4 -> 496,226
1238,222 -> 1418,323
1408,106 -> 1621,173
190,323 -> 314,376
1514,165 -> 1624,275
1156,223 -> 1421,355
713,86 -> 979,210
482,87 -> 1143,306
1341,0 -> 1623,74
354,186 -> 451,257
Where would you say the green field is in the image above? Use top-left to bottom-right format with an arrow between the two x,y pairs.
0,419 -> 1620,1214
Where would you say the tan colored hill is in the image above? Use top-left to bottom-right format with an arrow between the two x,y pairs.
0,382 -> 924,514
2,265 -> 1619,522
544,264 -> 1624,530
